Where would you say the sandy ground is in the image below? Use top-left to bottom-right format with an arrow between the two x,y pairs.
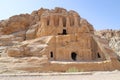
0,71 -> 120,80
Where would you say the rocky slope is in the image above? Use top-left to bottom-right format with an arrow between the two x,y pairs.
0,7 -> 120,73
0,7 -> 64,56
0,7 -> 94,57
95,29 -> 120,56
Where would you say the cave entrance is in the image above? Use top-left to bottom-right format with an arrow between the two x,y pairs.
97,52 -> 101,58
71,52 -> 77,61
62,29 -> 67,35
50,52 -> 53,58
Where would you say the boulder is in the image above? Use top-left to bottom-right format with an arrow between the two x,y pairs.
7,47 -> 24,57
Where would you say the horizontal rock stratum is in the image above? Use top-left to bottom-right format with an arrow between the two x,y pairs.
0,7 -> 120,73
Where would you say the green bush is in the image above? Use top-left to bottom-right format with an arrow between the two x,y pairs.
66,67 -> 79,72
66,67 -> 84,72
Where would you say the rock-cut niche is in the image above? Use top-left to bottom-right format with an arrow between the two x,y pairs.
71,52 -> 77,61
50,52 -> 54,58
62,29 -> 67,35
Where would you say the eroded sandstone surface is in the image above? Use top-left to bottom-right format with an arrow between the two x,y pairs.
0,7 -> 120,73
95,29 -> 120,56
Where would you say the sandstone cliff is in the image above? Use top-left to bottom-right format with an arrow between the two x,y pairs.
0,7 -> 94,57
95,29 -> 120,56
0,7 -> 120,73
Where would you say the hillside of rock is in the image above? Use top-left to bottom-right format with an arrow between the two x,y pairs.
95,29 -> 120,56
0,7 -> 120,73
0,7 -> 94,57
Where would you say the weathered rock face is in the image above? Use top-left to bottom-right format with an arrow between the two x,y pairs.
0,7 -> 120,73
0,14 -> 30,35
95,29 -> 120,40
95,29 -> 120,56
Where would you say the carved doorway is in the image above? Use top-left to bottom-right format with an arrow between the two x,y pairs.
71,52 -> 77,61
62,29 -> 67,35
50,52 -> 53,58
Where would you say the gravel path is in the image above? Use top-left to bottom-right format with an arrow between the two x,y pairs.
0,71 -> 120,80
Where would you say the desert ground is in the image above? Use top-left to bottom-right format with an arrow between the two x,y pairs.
0,70 -> 120,80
